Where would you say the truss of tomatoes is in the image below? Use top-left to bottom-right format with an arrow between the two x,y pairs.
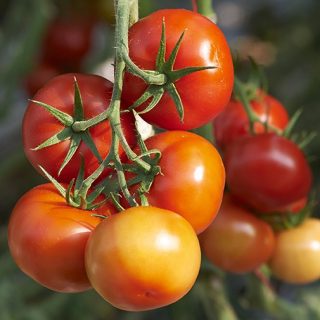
200,83 -> 319,285
8,9 -> 235,312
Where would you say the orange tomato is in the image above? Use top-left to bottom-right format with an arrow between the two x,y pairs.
85,206 -> 201,311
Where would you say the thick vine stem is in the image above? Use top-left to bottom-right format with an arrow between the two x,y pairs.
196,0 -> 217,23
129,0 -> 139,27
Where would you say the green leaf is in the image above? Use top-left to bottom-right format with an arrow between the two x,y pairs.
169,65 -> 216,83
109,192 -> 125,211
74,156 -> 85,197
38,166 -> 66,198
156,18 -> 166,71
164,29 -> 186,71
32,127 -> 73,151
248,56 -> 268,93
166,83 -> 184,121
81,131 -> 103,163
58,134 -> 81,176
66,179 -> 76,206
138,87 -> 164,115
30,99 -> 74,126
73,77 -> 84,121
128,85 -> 155,110
283,109 -> 303,138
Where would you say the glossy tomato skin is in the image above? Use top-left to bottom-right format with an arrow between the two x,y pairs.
199,194 -> 275,273
224,133 -> 312,212
213,91 -> 289,150
122,9 -> 234,130
85,206 -> 201,311
129,131 -> 225,234
269,218 -> 320,284
8,183 -> 115,292
23,73 -> 136,183
41,17 -> 94,69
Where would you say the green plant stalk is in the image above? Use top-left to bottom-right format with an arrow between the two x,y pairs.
192,0 -> 217,142
196,0 -> 217,23
129,0 -> 139,26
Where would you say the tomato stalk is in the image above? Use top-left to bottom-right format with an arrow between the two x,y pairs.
234,77 -> 283,136
196,0 -> 217,23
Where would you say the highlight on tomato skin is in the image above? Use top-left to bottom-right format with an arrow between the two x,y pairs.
7,183 -> 115,293
269,218 -> 320,284
199,194 -> 276,273
122,9 -> 234,130
85,206 -> 201,312
123,130 -> 225,234
224,133 -> 312,213
213,90 -> 289,151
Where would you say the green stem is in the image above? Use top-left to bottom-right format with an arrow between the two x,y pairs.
196,0 -> 217,23
121,48 -> 167,85
234,78 -> 259,135
129,0 -> 139,26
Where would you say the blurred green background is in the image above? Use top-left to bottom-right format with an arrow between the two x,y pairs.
1,0 -> 320,319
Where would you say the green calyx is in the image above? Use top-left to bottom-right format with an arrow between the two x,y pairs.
123,18 -> 216,121
39,161 -> 107,211
259,195 -> 316,232
31,77 -> 103,176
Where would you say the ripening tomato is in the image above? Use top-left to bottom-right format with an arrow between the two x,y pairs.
213,90 -> 289,150
85,206 -> 201,311
41,17 -> 94,69
23,73 -> 136,183
126,131 -> 225,234
269,218 -> 320,284
122,9 -> 234,130
224,133 -> 312,212
199,194 -> 275,273
8,183 -> 115,292
261,197 -> 308,215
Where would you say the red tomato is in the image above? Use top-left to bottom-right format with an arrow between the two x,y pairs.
269,218 -> 320,284
213,90 -> 289,150
85,206 -> 201,311
122,9 -> 234,130
263,197 -> 308,215
41,17 -> 94,69
8,183 -> 115,292
224,133 -> 312,212
199,194 -> 275,273
126,131 -> 225,234
23,73 -> 136,183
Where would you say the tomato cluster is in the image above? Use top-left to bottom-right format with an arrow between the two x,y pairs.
200,80 -> 318,284
9,8 -> 234,312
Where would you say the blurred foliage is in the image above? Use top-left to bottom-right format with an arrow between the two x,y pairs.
1,0 -> 320,319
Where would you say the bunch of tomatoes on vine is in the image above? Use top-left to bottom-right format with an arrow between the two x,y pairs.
7,0 -> 319,314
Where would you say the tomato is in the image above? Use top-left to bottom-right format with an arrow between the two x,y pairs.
23,73 -> 136,183
213,90 -> 289,150
41,17 -> 94,70
24,63 -> 60,96
122,9 -> 234,130
199,194 -> 275,273
269,218 -> 320,284
127,131 -> 225,234
224,133 -> 312,212
265,197 -> 308,215
7,183 -> 115,292
85,206 -> 201,311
